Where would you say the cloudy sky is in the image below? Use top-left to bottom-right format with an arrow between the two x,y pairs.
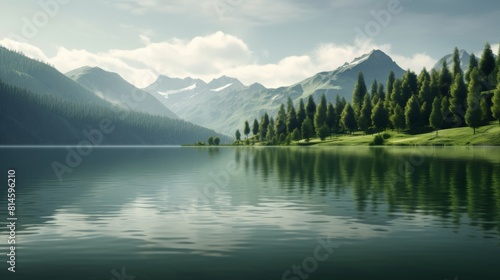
1,0 -> 499,88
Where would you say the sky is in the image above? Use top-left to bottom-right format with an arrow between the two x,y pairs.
1,0 -> 499,88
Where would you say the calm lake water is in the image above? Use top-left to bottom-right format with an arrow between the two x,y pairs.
0,147 -> 499,280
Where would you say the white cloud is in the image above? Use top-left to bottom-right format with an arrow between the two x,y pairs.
1,32 -> 437,89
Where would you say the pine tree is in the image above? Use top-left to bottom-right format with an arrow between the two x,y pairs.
404,70 -> 419,96
296,98 -> 306,131
301,117 -> 313,142
286,97 -> 299,135
305,95 -> 317,125
405,95 -> 422,130
479,43 -> 496,88
386,71 -> 396,98
340,103 -> 357,134
259,113 -> 270,141
352,71 -> 368,114
439,60 -> 453,96
326,102 -> 336,134
358,94 -> 373,132
291,128 -> 301,141
391,79 -> 404,108
371,100 -> 389,132
419,78 -> 433,126
452,47 -> 463,78
429,69 -> 440,98
244,121 -> 250,139
429,96 -> 443,136
441,96 -> 453,128
252,119 -> 259,137
268,117 -> 276,143
314,94 -> 327,136
417,68 -> 430,91
465,69 -> 482,134
235,129 -> 241,142
275,104 -> 287,138
334,95 -> 345,132
465,53 -> 479,84
449,73 -> 468,126
390,104 -> 405,133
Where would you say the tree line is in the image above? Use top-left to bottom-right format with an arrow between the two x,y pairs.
235,43 -> 500,144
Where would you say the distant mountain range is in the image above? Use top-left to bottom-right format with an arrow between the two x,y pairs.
66,66 -> 178,119
143,50 -> 406,135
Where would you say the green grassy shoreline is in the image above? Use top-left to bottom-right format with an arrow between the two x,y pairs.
211,122 -> 499,147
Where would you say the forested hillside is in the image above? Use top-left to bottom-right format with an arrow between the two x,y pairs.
0,81 -> 230,145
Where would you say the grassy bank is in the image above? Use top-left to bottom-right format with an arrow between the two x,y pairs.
233,122 -> 500,146
310,123 -> 500,146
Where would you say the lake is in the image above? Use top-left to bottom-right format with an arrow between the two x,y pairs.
0,147 -> 499,280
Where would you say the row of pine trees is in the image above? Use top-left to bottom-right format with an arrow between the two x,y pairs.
235,43 -> 500,144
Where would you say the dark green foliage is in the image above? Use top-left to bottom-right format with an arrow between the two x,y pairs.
301,117 -> 314,142
430,96 -> 443,135
208,137 -> 215,145
452,47 -> 463,78
405,95 -> 422,130
449,74 -> 468,126
314,94 -> 327,136
352,72 -> 368,114
259,113 -> 270,141
371,100 -> 389,131
440,96 -> 453,128
340,103 -> 357,134
235,129 -> 241,141
418,78 -> 433,126
390,104 -> 405,133
326,102 -> 336,133
286,97 -> 299,134
358,94 -> 373,132
465,69 -> 482,134
275,104 -> 287,138
417,68 -> 430,92
465,53 -> 479,84
391,79 -> 405,108
377,83 -> 386,101
480,97 -> 492,124
317,125 -> 330,141
296,98 -> 306,131
252,119 -> 259,137
214,137 -> 220,146
305,95 -> 317,126
370,134 -> 385,146
479,43 -> 496,87
334,95 -> 346,132
244,121 -> 250,139
403,70 -> 419,97
0,81 -> 229,145
291,128 -> 301,141
439,60 -> 453,96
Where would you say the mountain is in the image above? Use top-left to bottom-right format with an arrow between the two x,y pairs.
66,66 -> 177,119
144,49 -> 405,135
433,50 -> 471,72
0,80 -> 231,145
0,46 -> 105,104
